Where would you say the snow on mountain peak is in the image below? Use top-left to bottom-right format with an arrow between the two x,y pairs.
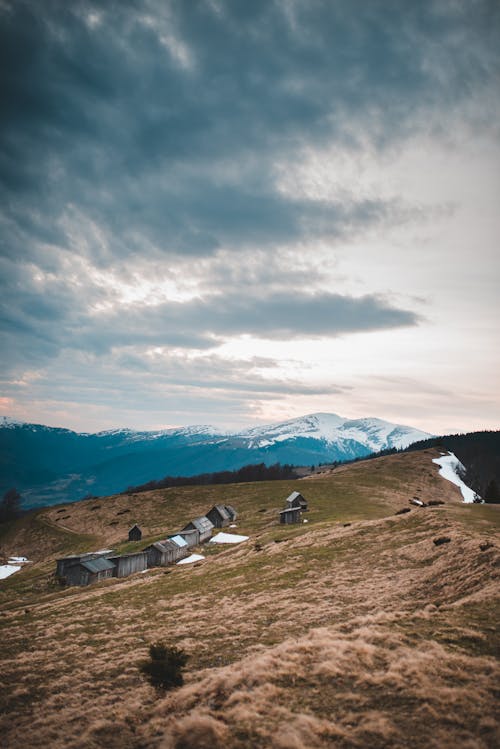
234,412 -> 431,451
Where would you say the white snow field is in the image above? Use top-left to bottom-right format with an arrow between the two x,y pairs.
0,556 -> 32,581
0,565 -> 21,580
432,452 -> 480,503
177,553 -> 205,564
209,532 -> 249,544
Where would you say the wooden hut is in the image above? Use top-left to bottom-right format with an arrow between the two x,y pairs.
224,504 -> 238,522
128,524 -> 142,541
143,539 -> 188,567
182,515 -> 214,543
177,528 -> 200,548
285,491 -> 308,512
206,504 -> 232,528
279,507 -> 301,524
63,556 -> 116,586
56,551 -> 114,583
108,551 -> 147,577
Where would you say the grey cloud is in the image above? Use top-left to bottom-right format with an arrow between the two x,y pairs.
2,0 -> 499,266
64,290 -> 420,356
1,348 -> 348,425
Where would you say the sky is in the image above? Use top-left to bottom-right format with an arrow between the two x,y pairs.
0,0 -> 499,435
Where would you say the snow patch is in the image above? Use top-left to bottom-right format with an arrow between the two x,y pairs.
1,554 -> 32,580
432,452 -> 480,503
177,553 -> 205,565
209,532 -> 249,544
0,565 -> 21,580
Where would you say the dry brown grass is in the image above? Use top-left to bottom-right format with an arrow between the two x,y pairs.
0,450 -> 498,748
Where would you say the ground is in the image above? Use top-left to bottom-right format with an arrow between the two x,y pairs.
0,448 -> 498,748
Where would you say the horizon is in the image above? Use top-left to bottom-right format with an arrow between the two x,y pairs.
1,410 -> 496,439
1,1 -> 499,435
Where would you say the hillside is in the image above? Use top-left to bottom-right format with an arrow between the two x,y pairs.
0,448 -> 498,749
0,413 -> 431,508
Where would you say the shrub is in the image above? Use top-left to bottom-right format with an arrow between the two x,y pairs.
139,642 -> 189,691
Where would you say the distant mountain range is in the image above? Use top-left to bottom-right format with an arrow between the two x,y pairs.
0,413 -> 431,508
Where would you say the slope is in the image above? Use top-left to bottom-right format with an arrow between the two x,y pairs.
0,448 -> 498,749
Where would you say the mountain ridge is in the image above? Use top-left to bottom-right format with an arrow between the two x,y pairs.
0,412 -> 431,508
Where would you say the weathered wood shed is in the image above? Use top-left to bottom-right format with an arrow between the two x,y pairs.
108,551 -> 147,577
285,491 -> 308,511
279,507 -> 301,524
143,539 -> 188,567
177,528 -> 200,547
56,551 -> 113,582
128,524 -> 142,541
64,556 -> 116,586
182,515 -> 214,543
206,504 -> 232,528
224,504 -> 238,521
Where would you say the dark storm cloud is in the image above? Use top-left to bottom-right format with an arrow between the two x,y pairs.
2,0 -> 499,263
1,0 -> 498,406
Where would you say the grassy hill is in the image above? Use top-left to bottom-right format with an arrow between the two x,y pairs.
0,448 -> 498,749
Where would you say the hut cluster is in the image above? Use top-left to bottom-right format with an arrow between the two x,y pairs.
279,491 -> 308,524
55,503 -> 237,587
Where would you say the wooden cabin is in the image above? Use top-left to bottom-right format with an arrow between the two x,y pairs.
169,534 -> 189,550
108,551 -> 147,577
143,539 -> 188,567
128,524 -> 142,541
63,556 -> 116,586
206,504 -> 232,528
177,528 -> 200,548
182,515 -> 214,543
224,504 -> 238,522
279,507 -> 301,524
285,491 -> 308,512
56,551 -> 114,583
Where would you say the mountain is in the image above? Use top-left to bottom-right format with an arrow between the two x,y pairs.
0,413 -> 431,508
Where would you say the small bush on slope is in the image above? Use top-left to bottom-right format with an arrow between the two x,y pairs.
139,642 -> 189,691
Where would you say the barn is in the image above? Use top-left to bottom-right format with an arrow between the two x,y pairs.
279,507 -> 301,524
206,504 -> 232,528
182,515 -> 214,543
108,551 -> 147,577
63,556 -> 116,586
128,524 -> 142,541
285,491 -> 308,512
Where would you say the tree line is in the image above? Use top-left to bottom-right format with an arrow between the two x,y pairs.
123,461 -> 298,495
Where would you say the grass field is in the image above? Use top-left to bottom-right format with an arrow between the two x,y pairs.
0,448 -> 498,748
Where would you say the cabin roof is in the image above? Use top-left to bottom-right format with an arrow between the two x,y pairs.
184,516 -> 214,533
286,491 -> 304,502
170,534 -> 188,547
209,504 -> 231,520
129,523 -> 141,531
144,541 -> 169,553
108,551 -> 146,561
80,557 -> 116,573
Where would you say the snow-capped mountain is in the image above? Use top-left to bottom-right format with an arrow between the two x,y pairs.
0,413 -> 431,508
232,413 -> 428,451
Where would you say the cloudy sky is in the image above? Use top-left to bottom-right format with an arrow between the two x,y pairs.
1,0 -> 499,434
